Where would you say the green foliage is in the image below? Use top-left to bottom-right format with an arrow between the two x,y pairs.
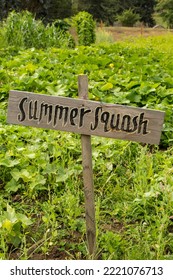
1,10 -> 75,49
0,34 -> 173,259
156,0 -> 173,28
96,28 -> 114,44
0,204 -> 32,256
2,10 -> 44,48
117,9 -> 140,27
88,0 -> 121,25
0,0 -> 157,27
72,11 -> 96,46
134,0 -> 156,27
0,35 -> 172,147
41,0 -> 72,23
0,0 -> 72,23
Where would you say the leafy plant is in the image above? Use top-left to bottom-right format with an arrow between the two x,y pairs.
72,11 -> 96,46
156,0 -> 173,28
99,231 -> 125,259
117,9 -> 140,27
0,204 -> 32,255
1,10 -> 75,49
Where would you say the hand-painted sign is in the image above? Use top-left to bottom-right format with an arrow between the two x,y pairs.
7,90 -> 165,145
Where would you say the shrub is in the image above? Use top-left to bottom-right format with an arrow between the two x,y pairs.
72,11 -> 96,46
117,9 -> 140,27
2,11 -> 75,49
44,20 -> 75,49
2,10 -> 44,48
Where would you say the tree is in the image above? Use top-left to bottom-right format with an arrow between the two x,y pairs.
0,0 -> 44,20
117,9 -> 140,27
45,0 -> 72,22
85,0 -> 156,26
0,0 -> 5,20
0,0 -> 157,26
87,0 -> 124,25
0,0 -> 72,23
156,0 -> 173,28
133,0 -> 156,27
0,0 -> 21,19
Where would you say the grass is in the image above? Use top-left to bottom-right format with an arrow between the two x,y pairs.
96,28 -> 115,44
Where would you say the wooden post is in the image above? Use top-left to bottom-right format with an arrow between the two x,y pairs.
141,22 -> 144,36
78,75 -> 96,258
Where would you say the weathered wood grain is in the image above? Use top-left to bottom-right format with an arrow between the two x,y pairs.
7,90 -> 165,145
78,75 -> 96,257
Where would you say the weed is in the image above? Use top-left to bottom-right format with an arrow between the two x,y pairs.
96,28 -> 115,44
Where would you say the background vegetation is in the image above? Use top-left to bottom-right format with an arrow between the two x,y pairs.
0,10 -> 75,49
1,0 -> 172,27
0,8 -> 173,260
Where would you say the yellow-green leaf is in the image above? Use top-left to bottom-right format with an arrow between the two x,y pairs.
101,82 -> 113,91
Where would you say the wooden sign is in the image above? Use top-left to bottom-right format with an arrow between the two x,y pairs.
7,90 -> 164,145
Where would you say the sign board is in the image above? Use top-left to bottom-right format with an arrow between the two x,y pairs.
7,90 -> 165,145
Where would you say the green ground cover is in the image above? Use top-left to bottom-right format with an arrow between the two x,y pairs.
0,34 -> 173,260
